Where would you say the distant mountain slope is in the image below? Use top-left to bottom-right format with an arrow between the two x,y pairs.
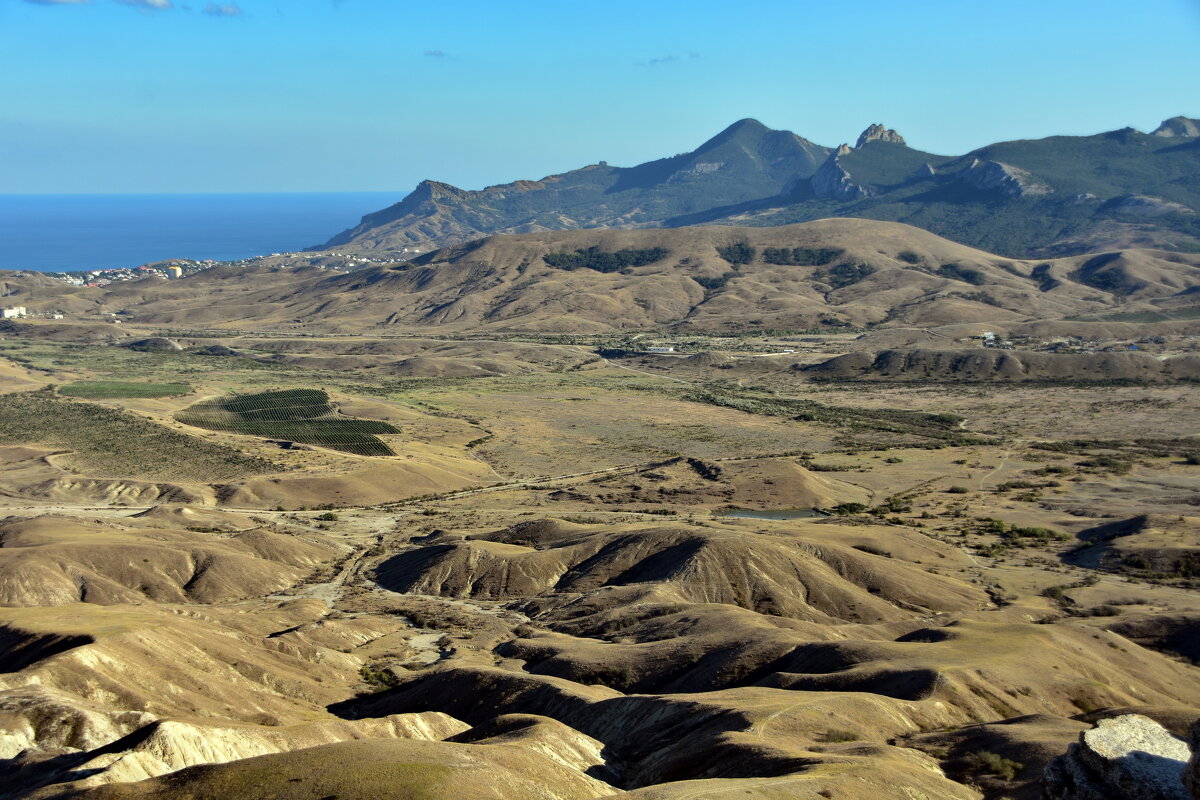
62,219 -> 1200,334
324,119 -> 828,252
325,117 -> 1200,258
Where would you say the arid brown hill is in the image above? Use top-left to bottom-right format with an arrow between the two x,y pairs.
803,348 -> 1200,382
12,220 -> 1200,334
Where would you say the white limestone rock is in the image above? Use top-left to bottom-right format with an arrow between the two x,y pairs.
1043,714 -> 1191,800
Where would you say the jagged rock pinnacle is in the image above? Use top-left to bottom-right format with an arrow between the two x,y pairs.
856,124 -> 906,147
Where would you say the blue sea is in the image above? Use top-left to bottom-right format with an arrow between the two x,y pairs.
0,192 -> 400,272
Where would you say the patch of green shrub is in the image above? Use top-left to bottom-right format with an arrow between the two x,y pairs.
963,750 -> 1023,781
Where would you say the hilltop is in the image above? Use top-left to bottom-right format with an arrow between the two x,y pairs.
8,219 -> 1200,335
325,116 -> 1200,258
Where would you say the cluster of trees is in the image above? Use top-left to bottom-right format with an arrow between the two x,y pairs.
716,243 -> 846,267
761,246 -> 842,266
543,246 -> 669,273
936,262 -> 986,285
816,261 -> 876,289
1031,263 -> 1061,292
716,242 -> 755,265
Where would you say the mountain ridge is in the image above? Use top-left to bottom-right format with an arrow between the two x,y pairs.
324,117 -> 1200,258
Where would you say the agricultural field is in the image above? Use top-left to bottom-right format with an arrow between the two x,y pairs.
58,380 -> 193,399
175,388 -> 401,456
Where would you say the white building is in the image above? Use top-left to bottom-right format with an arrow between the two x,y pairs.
645,346 -> 676,353
1,307 -> 27,319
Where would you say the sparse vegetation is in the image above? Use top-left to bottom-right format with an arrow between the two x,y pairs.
962,750 -> 1023,781
0,390 -> 279,481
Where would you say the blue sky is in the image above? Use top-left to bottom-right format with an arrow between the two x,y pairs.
3,0 -> 1198,194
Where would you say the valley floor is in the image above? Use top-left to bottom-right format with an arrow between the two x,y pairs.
0,326 -> 1197,800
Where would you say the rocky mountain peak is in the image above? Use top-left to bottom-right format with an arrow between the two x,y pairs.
694,118 -> 771,152
856,123 -> 906,147
1153,116 -> 1200,138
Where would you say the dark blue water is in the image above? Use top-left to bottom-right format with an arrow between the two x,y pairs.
0,193 -> 400,272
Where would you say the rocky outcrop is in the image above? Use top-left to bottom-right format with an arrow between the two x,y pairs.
1152,116 -> 1200,138
957,158 -> 1052,197
1043,714 -> 1194,799
1187,721 -> 1200,799
856,123 -> 906,147
810,149 -> 870,199
1108,194 -> 1194,216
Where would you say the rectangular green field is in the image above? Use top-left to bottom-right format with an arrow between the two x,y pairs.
58,381 -> 193,399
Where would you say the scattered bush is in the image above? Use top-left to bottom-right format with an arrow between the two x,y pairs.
963,751 -> 1023,781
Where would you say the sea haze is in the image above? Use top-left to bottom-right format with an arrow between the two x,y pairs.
0,192 -> 399,272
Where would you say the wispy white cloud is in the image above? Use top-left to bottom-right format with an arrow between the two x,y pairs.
114,0 -> 174,9
202,2 -> 241,16
637,52 -> 701,67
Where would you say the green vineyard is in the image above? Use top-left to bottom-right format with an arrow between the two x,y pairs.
175,388 -> 400,456
59,381 -> 193,399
